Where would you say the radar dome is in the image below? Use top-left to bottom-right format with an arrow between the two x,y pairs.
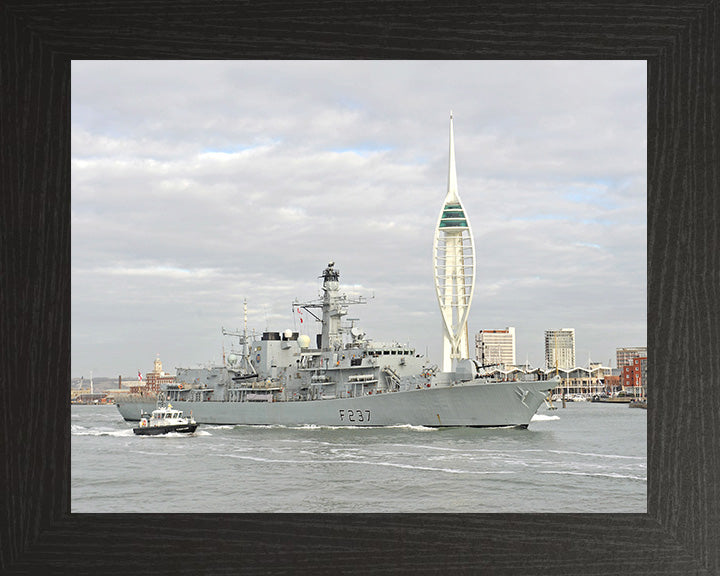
297,334 -> 311,349
227,354 -> 238,366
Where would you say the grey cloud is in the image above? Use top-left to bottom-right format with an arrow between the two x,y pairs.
72,60 -> 646,376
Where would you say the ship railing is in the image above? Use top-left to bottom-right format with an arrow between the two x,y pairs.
348,374 -> 375,382
347,378 -> 379,385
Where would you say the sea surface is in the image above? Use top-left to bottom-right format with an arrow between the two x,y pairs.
72,402 -> 646,513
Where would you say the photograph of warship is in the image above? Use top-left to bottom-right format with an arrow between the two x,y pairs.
116,262 -> 559,427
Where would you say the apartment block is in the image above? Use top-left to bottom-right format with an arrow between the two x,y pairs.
475,327 -> 516,366
544,328 -> 576,370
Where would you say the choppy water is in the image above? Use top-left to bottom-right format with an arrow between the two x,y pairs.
72,402 -> 646,513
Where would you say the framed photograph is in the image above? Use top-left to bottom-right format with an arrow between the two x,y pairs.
2,2 -> 716,574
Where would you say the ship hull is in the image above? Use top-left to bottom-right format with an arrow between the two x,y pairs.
132,423 -> 198,435
116,379 -> 554,428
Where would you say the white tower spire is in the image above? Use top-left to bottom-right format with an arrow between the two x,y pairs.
447,110 -> 458,202
433,113 -> 476,372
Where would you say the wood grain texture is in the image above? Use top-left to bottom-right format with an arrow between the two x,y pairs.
1,1 -> 718,574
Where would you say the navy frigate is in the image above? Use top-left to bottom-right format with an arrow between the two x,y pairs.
116,262 -> 558,427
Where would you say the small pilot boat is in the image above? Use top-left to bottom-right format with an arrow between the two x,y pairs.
133,405 -> 198,435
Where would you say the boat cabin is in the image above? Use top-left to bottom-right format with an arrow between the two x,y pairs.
152,408 -> 183,419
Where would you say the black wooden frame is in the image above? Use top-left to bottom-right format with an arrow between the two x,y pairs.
2,2 -> 718,574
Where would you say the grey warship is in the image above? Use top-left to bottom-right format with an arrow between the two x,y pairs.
116,262 -> 558,427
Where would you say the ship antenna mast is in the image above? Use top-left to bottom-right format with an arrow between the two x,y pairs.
243,299 -> 248,358
221,298 -> 257,376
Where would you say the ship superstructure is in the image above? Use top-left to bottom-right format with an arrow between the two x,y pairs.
174,262 -> 433,406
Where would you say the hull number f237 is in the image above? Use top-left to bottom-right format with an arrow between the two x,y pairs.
338,409 -> 371,423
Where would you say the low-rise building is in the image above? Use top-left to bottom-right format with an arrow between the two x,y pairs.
481,364 -> 612,397
622,356 -> 647,395
144,355 -> 175,394
616,346 -> 647,369
604,374 -> 621,393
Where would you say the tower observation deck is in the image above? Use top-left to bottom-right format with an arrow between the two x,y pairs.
433,113 -> 476,372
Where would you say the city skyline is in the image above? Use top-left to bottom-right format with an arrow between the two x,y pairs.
71,61 -> 646,377
80,330 -> 642,381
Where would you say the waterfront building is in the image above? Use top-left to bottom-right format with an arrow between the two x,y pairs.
70,389 -> 108,404
616,346 -> 647,369
638,356 -> 647,391
622,356 -> 647,394
604,374 -> 621,393
550,364 -> 613,397
480,364 -> 612,397
128,380 -> 147,394
108,378 -> 147,397
475,327 -> 516,367
433,113 -> 476,372
544,328 -> 576,370
144,355 -> 174,394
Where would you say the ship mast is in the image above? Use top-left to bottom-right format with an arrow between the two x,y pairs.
244,298 -> 248,359
293,262 -> 366,351
221,298 -> 257,376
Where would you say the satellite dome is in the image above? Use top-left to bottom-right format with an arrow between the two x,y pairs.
297,334 -> 311,349
284,329 -> 293,339
227,354 -> 238,366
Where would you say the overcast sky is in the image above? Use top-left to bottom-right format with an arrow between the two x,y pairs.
71,60 -> 646,378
